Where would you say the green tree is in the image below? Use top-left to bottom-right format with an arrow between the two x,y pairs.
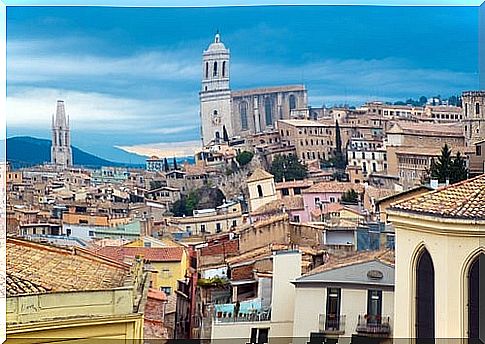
332,120 -> 347,170
223,125 -> 229,142
173,157 -> 178,170
419,96 -> 428,106
149,180 -> 164,190
236,151 -> 254,166
341,189 -> 359,204
270,154 -> 308,182
430,144 -> 468,184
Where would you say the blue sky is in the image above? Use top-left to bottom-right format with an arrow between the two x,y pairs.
6,5 -> 479,162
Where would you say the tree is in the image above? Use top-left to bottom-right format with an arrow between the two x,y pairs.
173,157 -> 178,170
236,151 -> 254,166
341,189 -> 359,204
222,125 -> 229,142
163,158 -> 169,172
333,120 -> 347,170
429,144 -> 468,184
419,96 -> 428,106
270,154 -> 308,182
149,180 -> 164,190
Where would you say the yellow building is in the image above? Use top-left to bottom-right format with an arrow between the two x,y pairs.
6,237 -> 149,343
388,174 -> 484,340
93,244 -> 188,295
247,168 -> 278,213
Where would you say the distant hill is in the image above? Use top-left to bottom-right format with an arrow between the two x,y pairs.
6,136 -> 144,168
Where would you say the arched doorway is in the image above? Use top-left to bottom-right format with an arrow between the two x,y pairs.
468,253 -> 483,340
416,249 -> 435,340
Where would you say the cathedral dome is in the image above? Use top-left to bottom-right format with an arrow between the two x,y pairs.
205,32 -> 227,52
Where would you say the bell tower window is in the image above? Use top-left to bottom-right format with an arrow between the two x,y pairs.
205,62 -> 209,78
222,61 -> 226,77
476,103 -> 480,115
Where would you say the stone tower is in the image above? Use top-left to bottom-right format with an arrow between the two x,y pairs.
51,100 -> 73,168
462,90 -> 485,145
199,32 -> 233,146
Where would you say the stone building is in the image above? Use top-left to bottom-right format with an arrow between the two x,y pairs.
51,100 -> 72,168
463,90 -> 485,146
199,33 -> 307,146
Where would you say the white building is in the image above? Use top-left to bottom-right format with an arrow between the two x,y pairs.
292,250 -> 395,344
51,100 -> 72,168
347,137 -> 388,175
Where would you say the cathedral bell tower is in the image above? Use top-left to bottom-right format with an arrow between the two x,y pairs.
51,100 -> 73,168
199,32 -> 233,146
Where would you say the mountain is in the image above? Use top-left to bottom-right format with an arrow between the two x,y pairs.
6,136 -> 144,168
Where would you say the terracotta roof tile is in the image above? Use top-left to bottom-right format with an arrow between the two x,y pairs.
304,181 -> 364,194
7,238 -> 130,296
93,246 -> 184,262
246,168 -> 274,183
389,174 -> 485,220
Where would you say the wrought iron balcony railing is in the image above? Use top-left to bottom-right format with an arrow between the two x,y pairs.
318,314 -> 346,334
356,314 -> 391,336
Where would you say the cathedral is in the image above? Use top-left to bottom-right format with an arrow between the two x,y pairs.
51,100 -> 73,168
199,33 -> 308,146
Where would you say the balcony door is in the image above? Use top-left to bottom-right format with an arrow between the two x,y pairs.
325,288 -> 341,331
367,289 -> 382,325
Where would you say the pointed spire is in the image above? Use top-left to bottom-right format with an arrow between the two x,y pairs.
55,100 -> 67,127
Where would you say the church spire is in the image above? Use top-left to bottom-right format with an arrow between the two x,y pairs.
51,99 -> 73,168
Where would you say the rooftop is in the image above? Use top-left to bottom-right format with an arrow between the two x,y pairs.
232,85 -> 305,97
7,238 -> 130,297
303,181 -> 364,194
387,122 -> 463,137
389,174 -> 485,220
246,168 -> 274,183
92,245 -> 184,263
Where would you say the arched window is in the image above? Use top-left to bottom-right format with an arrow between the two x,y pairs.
265,98 -> 273,126
215,131 -> 220,141
257,185 -> 263,198
416,249 -> 435,340
58,133 -> 62,146
289,94 -> 296,110
468,253 -> 483,339
240,102 -> 248,130
213,61 -> 218,77
205,62 -> 209,78
222,61 -> 226,77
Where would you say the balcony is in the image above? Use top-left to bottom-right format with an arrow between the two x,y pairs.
356,314 -> 391,337
319,314 -> 346,335
213,298 -> 271,323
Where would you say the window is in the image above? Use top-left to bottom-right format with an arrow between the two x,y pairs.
213,61 -> 218,76
144,242 -> 152,248
201,224 -> 206,233
314,197 -> 320,204
325,288 -> 341,331
282,188 -> 290,196
205,62 -> 209,78
367,290 -> 383,324
66,228 -> 72,236
79,219 -> 88,224
292,215 -> 300,223
265,98 -> 273,126
257,185 -> 264,198
250,328 -> 269,344
160,286 -> 172,295
476,145 -> 482,156
294,187 -> 301,195
476,103 -> 480,115
330,197 -> 336,203
88,231 -> 94,237
232,220 -> 237,228
216,223 -> 222,233
240,102 -> 249,130
222,61 -> 226,77
289,95 -> 296,110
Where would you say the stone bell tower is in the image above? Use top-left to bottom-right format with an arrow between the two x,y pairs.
51,100 -> 73,168
199,32 -> 233,146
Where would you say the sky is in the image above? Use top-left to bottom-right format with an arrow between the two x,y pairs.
6,5 -> 480,162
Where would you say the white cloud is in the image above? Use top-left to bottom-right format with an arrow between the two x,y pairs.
6,87 -> 199,133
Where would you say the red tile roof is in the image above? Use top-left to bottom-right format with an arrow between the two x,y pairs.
93,246 -> 184,263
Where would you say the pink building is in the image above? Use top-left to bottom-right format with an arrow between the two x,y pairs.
300,182 -> 365,223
